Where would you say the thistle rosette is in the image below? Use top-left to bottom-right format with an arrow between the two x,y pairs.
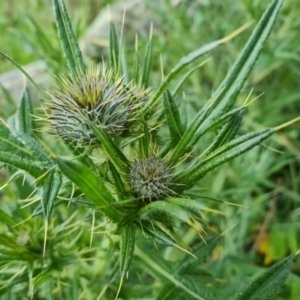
49,66 -> 145,146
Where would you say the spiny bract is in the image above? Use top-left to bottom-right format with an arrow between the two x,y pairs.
49,65 -> 146,146
128,156 -> 174,201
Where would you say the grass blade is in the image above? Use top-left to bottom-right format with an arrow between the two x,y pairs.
141,28 -> 153,88
0,52 -> 47,97
109,22 -> 120,72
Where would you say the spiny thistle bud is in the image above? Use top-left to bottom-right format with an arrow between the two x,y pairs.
128,156 -> 174,201
49,65 -> 145,146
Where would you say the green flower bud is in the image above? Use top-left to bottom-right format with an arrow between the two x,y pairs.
49,65 -> 145,146
128,156 -> 173,201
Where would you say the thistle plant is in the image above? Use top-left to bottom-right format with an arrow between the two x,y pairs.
0,0 -> 299,299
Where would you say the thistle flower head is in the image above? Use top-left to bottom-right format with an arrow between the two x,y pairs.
128,156 -> 174,201
49,65 -> 145,146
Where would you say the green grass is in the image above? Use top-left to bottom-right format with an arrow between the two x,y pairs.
0,0 -> 299,299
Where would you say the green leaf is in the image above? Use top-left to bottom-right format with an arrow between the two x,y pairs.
139,201 -> 190,223
16,87 -> 34,135
192,0 -> 284,146
160,106 -> 242,160
108,161 -> 128,200
109,22 -> 120,72
88,120 -> 129,174
27,15 -> 58,61
167,198 -> 206,212
163,90 -> 182,144
141,33 -> 153,88
70,196 -> 97,209
56,157 -> 121,222
156,284 -> 184,300
0,210 -> 17,227
140,222 -> 177,247
168,109 -> 209,165
206,109 -> 244,155
184,191 -> 238,206
135,246 -> 205,300
175,236 -> 220,274
138,121 -> 150,158
141,33 -> 239,115
0,85 -> 15,117
233,254 -> 295,300
10,129 -> 53,165
172,64 -> 201,97
41,171 -> 62,220
0,125 -> 50,177
175,128 -> 274,189
120,224 -> 135,278
52,0 -> 86,77
133,35 -> 140,84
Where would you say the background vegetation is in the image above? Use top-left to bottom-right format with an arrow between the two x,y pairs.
0,0 -> 299,299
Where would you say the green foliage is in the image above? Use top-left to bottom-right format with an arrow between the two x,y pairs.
0,0 -> 299,299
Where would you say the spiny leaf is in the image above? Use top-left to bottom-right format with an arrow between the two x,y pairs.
206,108 -> 244,155
175,236 -> 220,274
88,120 -> 129,174
172,64 -> 202,97
140,222 -> 177,247
156,284 -> 184,300
120,224 -> 135,278
52,0 -> 86,77
0,125 -> 49,177
175,128 -> 274,189
233,254 -> 295,300
190,0 -> 284,148
135,246 -> 205,300
56,157 -> 121,222
167,198 -> 206,212
10,129 -> 53,166
70,196 -> 97,209
17,87 -> 34,135
168,109 -> 209,165
41,171 -> 62,220
139,201 -> 190,223
163,90 -> 182,144
141,24 -> 250,115
108,161 -> 128,200
138,122 -> 150,159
